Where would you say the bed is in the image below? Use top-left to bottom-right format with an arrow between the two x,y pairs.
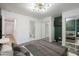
24,39 -> 68,56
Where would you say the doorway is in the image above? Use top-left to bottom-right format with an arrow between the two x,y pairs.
4,18 -> 16,43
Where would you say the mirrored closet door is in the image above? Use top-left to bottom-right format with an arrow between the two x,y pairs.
65,17 -> 79,55
66,18 -> 76,43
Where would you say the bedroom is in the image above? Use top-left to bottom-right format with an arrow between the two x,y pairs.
0,3 -> 79,56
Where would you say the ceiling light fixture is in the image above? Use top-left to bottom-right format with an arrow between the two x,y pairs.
28,3 -> 52,12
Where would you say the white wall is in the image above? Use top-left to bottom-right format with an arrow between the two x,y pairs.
1,9 -> 55,44
41,22 -> 46,38
42,17 -> 54,42
62,8 -> 79,46
51,17 -> 55,42
35,20 -> 42,40
34,16 -> 55,42
35,20 -> 47,40
1,10 -> 37,44
35,18 -> 49,40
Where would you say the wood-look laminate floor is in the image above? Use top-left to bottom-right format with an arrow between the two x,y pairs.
22,39 -> 67,56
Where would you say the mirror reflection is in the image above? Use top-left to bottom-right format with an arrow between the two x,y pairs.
66,17 -> 79,43
66,18 -> 76,43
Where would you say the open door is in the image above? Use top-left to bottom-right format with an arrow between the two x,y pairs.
4,19 -> 16,44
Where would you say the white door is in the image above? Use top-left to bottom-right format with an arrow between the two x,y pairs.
30,21 -> 35,40
4,19 -> 15,37
45,23 -> 49,38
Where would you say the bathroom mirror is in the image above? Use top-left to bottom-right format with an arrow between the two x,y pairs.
66,18 -> 76,43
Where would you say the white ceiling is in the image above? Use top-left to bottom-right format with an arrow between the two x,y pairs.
0,3 -> 79,19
